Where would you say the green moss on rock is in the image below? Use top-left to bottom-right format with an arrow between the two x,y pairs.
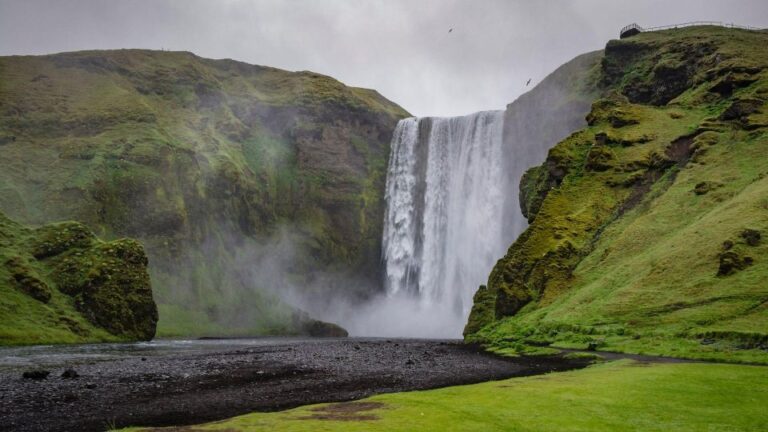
0,211 -> 157,344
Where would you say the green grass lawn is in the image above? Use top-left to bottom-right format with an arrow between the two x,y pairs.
125,360 -> 768,431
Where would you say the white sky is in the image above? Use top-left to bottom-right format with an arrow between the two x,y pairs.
1,0 -> 767,116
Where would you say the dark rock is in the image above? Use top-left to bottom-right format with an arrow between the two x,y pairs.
709,73 -> 758,97
718,251 -> 754,276
741,229 -> 761,246
693,181 -> 721,195
30,222 -> 95,259
608,112 -> 640,128
61,369 -> 79,379
302,320 -> 349,338
5,256 -> 52,303
585,145 -> 614,171
519,165 -> 555,223
719,98 -> 763,122
293,310 -> 348,338
22,370 -> 50,380
595,132 -> 608,146
603,39 -> 715,105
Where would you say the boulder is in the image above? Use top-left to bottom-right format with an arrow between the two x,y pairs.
718,251 -> 754,276
61,369 -> 79,379
22,370 -> 50,380
741,229 -> 761,246
302,320 -> 349,338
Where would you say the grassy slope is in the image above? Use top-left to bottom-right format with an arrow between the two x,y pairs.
466,27 -> 768,363
0,49 -> 409,338
0,211 -> 156,345
124,360 -> 768,431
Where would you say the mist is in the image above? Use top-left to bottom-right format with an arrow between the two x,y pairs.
204,225 -> 473,338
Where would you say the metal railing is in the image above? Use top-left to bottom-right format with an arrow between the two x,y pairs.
620,21 -> 763,38
620,23 -> 643,36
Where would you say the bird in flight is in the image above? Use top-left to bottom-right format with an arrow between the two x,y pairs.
448,28 -> 453,33
526,78 -> 532,86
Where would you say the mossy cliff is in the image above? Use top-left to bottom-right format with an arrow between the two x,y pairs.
0,211 -> 157,345
0,50 -> 409,337
466,26 -> 768,363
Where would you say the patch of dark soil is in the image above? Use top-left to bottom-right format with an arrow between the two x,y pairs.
298,401 -> 386,421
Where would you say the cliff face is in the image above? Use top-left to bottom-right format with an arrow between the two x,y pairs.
466,27 -> 768,362
0,50 -> 409,336
461,49 -> 602,336
500,50 -> 602,238
0,211 -> 157,344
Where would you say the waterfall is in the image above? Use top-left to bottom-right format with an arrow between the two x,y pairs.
380,111 -> 528,336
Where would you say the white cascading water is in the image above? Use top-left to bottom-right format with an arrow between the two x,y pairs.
379,111 -> 528,336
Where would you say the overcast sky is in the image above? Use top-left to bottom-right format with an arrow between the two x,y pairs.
1,0 -> 767,116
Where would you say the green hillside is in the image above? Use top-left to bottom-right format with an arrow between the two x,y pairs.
0,211 -> 157,345
466,26 -> 768,363
0,49 -> 409,337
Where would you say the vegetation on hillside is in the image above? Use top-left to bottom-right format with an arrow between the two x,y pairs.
0,211 -> 157,345
466,26 -> 768,363
0,49 -> 409,337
